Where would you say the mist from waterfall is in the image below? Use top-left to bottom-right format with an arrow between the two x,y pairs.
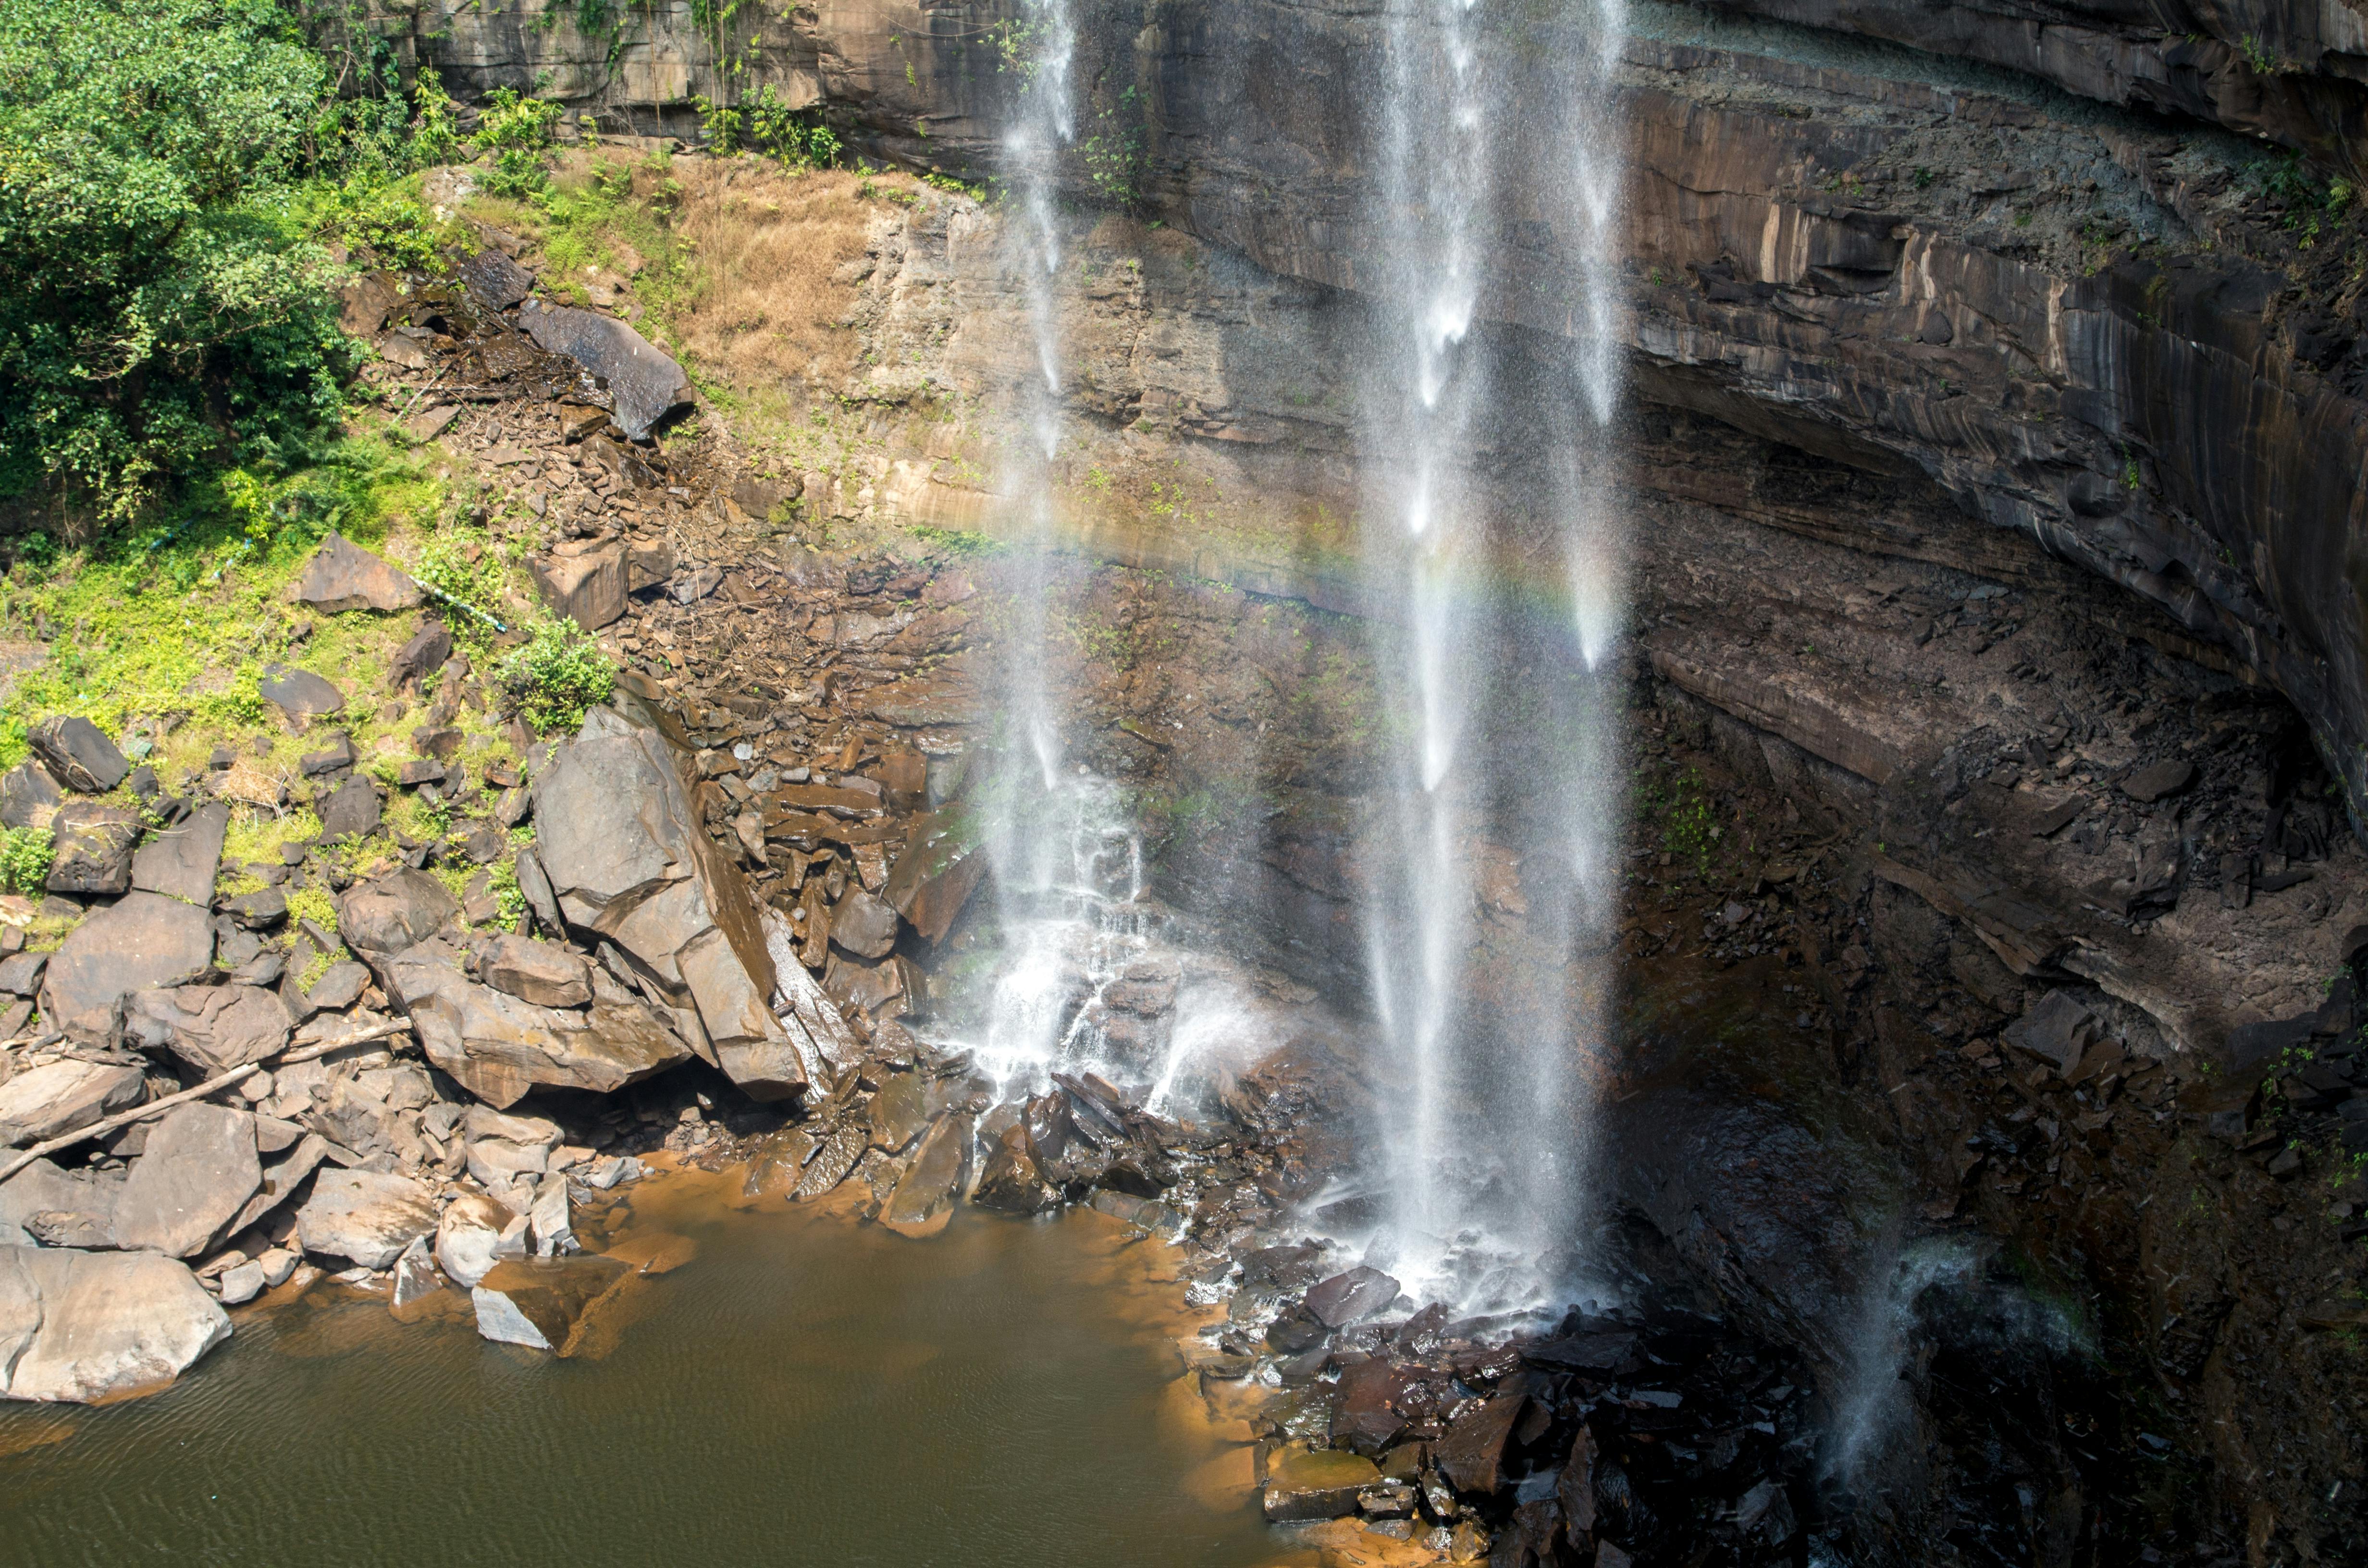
1352,0 -> 1632,1312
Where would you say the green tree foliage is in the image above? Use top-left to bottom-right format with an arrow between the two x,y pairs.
473,86 -> 562,198
0,0 -> 351,522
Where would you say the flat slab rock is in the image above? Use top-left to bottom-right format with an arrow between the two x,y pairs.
111,1102 -> 260,1258
27,715 -> 129,794
518,301 -> 691,441
471,1254 -> 632,1355
0,1246 -> 230,1404
130,799 -> 229,904
38,891 -> 214,1044
0,1058 -> 147,1148
295,532 -> 424,615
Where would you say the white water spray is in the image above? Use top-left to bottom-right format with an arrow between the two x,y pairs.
1352,0 -> 1632,1311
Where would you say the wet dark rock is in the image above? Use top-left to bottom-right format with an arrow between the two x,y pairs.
880,1112 -> 973,1237
27,716 -> 128,794
294,533 -> 423,615
1558,1427 -> 1597,1541
827,887 -> 899,960
1332,1356 -> 1408,1452
1265,1304 -> 1329,1355
45,802 -> 138,895
0,760 -> 62,830
258,665 -> 344,723
2121,759 -> 2196,803
111,1103 -> 259,1259
867,1072 -> 931,1153
1524,1328 -> 1640,1375
518,301 -> 691,441
124,984 -> 293,1074
971,1125 -> 1059,1213
336,869 -> 459,957
316,775 -> 382,842
1261,1448 -> 1382,1522
130,801 -> 228,905
38,892 -> 213,1043
1306,1265 -> 1400,1328
1434,1393 -> 1526,1494
793,1121 -> 868,1200
880,811 -> 987,944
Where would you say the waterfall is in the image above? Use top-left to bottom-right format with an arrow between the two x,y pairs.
1352,0 -> 1631,1310
958,0 -> 1168,1105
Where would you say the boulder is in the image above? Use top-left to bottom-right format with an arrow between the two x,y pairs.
470,1254 -> 632,1355
517,301 -> 692,441
300,733 -> 358,776
305,961 -> 370,1012
37,892 -> 213,1042
530,701 -> 803,1100
111,1103 -> 260,1258
434,1190 -> 513,1287
828,887 -> 900,960
336,869 -> 459,957
294,533 -> 424,614
0,760 -> 62,830
1434,1393 -> 1527,1494
528,1172 -> 575,1257
316,775 -> 382,842
793,1121 -> 868,1201
1305,1266 -> 1401,1328
880,811 -> 987,943
626,539 -> 676,592
0,1158 -> 123,1248
227,1133 -> 331,1237
479,933 -> 592,1007
0,1246 -> 230,1403
0,951 -> 41,997
258,664 -> 345,723
130,800 -> 229,904
45,802 -> 139,895
387,622 -> 454,694
2122,760 -> 2196,803
457,247 -> 533,311
879,1113 -> 974,1238
461,1104 -> 560,1201
1262,1449 -> 1383,1522
0,1059 -> 147,1147
27,716 -> 129,794
310,1067 -> 434,1166
124,983 -> 294,1073
215,1259 -> 268,1306
527,539 -> 628,631
971,1126 -> 1058,1213
295,1168 -> 437,1270
2003,990 -> 2097,1077
868,1072 -> 931,1153
382,938 -> 689,1109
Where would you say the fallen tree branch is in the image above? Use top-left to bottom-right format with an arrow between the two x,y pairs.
0,1017 -> 414,1185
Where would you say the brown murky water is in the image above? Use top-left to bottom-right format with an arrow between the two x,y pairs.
0,1175 -> 1278,1568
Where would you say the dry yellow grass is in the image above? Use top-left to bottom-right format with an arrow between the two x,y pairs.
665,161 -> 882,395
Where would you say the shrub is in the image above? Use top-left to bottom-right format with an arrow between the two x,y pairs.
499,618 -> 616,733
0,824 -> 54,895
696,85 -> 840,170
0,0 -> 351,523
473,86 -> 562,198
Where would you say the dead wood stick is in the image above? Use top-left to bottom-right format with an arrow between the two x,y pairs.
0,1018 -> 413,1184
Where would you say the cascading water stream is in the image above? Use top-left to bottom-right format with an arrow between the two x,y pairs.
1353,0 -> 1632,1312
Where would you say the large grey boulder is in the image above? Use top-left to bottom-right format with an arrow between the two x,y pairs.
38,892 -> 214,1044
0,760 -> 62,831
307,1065 -> 433,1167
380,939 -> 688,1109
0,1158 -> 123,1247
295,1168 -> 437,1270
0,1246 -> 230,1403
130,800 -> 228,904
335,869 -> 459,957
294,533 -> 423,614
111,1103 -> 260,1258
46,802 -> 139,895
0,1059 -> 147,1148
27,716 -> 129,794
123,984 -> 293,1074
530,700 -> 804,1100
517,300 -> 691,441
